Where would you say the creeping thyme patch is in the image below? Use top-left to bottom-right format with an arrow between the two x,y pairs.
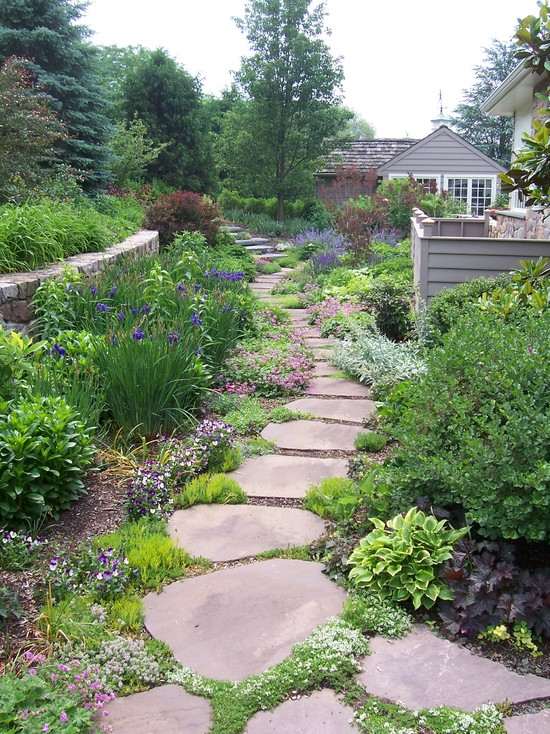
354,698 -> 506,734
171,618 -> 369,734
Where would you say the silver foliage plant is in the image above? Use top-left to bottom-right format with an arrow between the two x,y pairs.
331,331 -> 426,389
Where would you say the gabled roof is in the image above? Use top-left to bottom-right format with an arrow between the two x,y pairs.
317,138 -> 418,176
378,125 -> 506,173
481,61 -> 546,116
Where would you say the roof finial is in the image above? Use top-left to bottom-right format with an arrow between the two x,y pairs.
431,91 -> 452,131
439,89 -> 443,116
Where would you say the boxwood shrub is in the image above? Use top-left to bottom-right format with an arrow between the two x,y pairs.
0,395 -> 95,527
380,310 -> 550,543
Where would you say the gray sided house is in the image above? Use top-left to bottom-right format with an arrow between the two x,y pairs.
316,126 -> 505,216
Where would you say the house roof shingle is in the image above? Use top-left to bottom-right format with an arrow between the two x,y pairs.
317,138 -> 419,176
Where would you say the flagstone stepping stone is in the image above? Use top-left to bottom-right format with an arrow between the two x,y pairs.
314,362 -> 338,377
103,685 -> 211,734
144,559 -> 347,680
305,337 -> 338,348
245,689 -> 359,733
262,420 -> 361,452
168,505 -> 325,562
300,328 -> 322,338
505,710 -> 550,733
358,625 -> 550,711
287,309 -> 309,319
235,237 -> 271,246
285,397 -> 375,424
306,377 -> 370,398
230,454 -> 349,498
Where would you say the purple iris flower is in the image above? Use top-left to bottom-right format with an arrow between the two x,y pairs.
176,283 -> 187,294
52,344 -> 67,357
90,286 -> 98,296
130,307 -> 140,316
193,283 -> 202,293
108,286 -> 118,298
191,312 -> 203,327
117,311 -> 126,322
132,329 -> 145,341
96,303 -> 109,313
167,332 -> 179,345
141,303 -> 151,315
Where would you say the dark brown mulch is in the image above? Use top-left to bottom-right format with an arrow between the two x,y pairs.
1,471 -> 128,667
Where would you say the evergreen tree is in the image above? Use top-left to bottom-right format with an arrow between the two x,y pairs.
122,49 -> 213,191
451,40 -> 518,167
0,0 -> 111,188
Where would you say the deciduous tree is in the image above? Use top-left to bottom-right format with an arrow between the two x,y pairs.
227,0 -> 348,218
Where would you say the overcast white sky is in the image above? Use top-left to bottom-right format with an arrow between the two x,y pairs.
83,0 -> 537,138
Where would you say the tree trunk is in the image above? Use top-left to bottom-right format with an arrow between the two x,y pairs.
276,192 -> 284,221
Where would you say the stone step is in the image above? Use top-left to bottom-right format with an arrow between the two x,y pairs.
313,362 -> 337,377
235,237 -> 271,246
245,244 -> 274,253
143,560 -> 346,681
168,505 -> 325,562
505,710 -> 550,733
358,625 -> 550,712
253,252 -> 287,260
306,377 -> 371,398
285,397 -> 376,425
304,337 -> 338,349
104,685 -> 211,734
230,454 -> 349,498
221,225 -> 245,233
245,690 -> 358,733
261,420 -> 362,452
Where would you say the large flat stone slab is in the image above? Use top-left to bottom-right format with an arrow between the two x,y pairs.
305,337 -> 338,349
262,420 -> 361,452
168,505 -> 325,561
285,397 -> 375,424
306,377 -> 370,398
358,625 -> 550,711
144,560 -> 346,681
506,710 -> 550,733
313,362 -> 338,377
103,685 -> 211,734
230,455 -> 349,498
245,689 -> 358,733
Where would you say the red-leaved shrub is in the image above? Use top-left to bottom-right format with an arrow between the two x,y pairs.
145,191 -> 220,246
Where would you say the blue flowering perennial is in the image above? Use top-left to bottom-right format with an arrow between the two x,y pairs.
205,268 -> 245,281
191,312 -> 203,327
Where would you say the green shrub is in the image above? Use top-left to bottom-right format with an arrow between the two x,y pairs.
342,593 -> 412,638
224,397 -> 268,434
107,594 -> 144,633
38,594 -> 106,646
304,477 -> 361,522
355,431 -> 387,452
0,328 -> 42,404
0,395 -> 95,527
174,473 -> 247,509
348,508 -> 467,609
380,311 -> 550,542
359,278 -> 412,341
222,209 -> 312,238
242,437 -> 277,457
426,275 -> 510,340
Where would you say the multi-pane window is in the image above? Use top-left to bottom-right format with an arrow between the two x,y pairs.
414,177 -> 438,193
444,176 -> 495,216
446,178 -> 469,205
470,178 -> 493,216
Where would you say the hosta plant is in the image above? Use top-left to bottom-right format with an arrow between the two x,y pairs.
348,508 -> 467,610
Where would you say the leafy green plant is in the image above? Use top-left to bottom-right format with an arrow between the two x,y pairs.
241,437 -> 277,457
342,593 -> 412,638
359,277 -> 412,341
38,593 -> 106,646
348,508 -> 467,609
209,446 -> 243,473
304,477 -> 361,522
256,260 -> 281,274
0,529 -> 43,571
269,406 -> 310,422
224,397 -> 269,434
355,431 -> 387,452
107,594 -> 144,633
174,473 -> 247,509
0,395 -> 95,527
0,328 -> 42,404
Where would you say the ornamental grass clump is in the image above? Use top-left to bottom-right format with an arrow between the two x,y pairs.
174,473 -> 246,509
348,508 -> 467,610
304,477 -> 362,522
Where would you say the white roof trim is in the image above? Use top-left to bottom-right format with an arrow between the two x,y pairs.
481,61 -> 544,115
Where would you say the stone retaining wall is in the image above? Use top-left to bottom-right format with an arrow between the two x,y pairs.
489,208 -> 550,239
0,230 -> 159,332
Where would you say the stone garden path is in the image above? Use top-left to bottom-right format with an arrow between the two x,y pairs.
105,242 -> 550,733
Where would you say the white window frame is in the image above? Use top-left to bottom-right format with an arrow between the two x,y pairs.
443,174 -> 498,216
